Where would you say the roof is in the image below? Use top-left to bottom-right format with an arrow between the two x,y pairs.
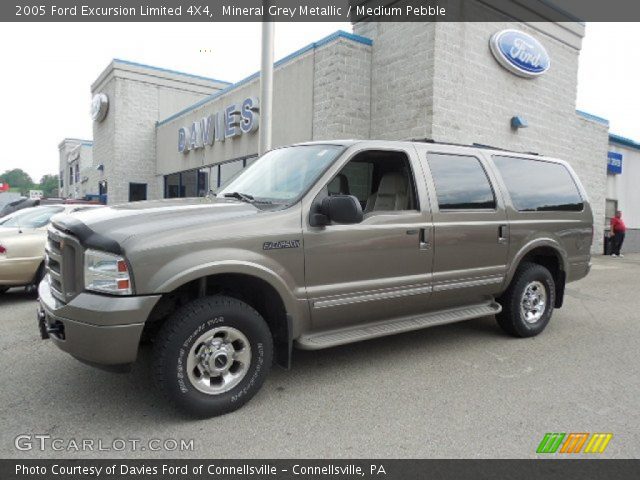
57,138 -> 93,149
112,59 -> 232,85
576,110 -> 609,126
575,112 -> 640,152
609,133 -> 640,152
290,139 -> 564,163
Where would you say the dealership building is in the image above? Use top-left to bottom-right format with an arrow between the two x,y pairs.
58,12 -> 640,252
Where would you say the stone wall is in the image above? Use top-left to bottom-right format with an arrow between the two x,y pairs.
354,22 -> 436,140
312,36 -> 372,140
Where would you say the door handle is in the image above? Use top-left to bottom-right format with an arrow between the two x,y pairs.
498,224 -> 508,244
419,228 -> 430,250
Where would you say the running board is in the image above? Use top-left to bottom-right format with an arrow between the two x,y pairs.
296,301 -> 502,350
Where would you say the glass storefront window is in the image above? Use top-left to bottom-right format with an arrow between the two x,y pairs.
165,173 -> 181,198
163,156 -> 258,199
210,165 -> 219,190
219,160 -> 244,188
197,168 -> 209,196
182,170 -> 198,197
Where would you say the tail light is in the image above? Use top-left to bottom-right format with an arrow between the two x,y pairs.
0,244 -> 6,254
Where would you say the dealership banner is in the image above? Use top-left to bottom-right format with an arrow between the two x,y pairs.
4,0 -> 640,21
3,459 -> 640,480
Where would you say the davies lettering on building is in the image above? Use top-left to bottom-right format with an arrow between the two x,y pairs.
178,97 -> 259,153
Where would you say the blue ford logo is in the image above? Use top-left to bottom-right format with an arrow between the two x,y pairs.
490,29 -> 550,78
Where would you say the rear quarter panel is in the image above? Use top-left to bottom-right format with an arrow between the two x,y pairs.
486,154 -> 593,288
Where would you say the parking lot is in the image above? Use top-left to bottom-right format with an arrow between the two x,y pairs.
1,254 -> 639,459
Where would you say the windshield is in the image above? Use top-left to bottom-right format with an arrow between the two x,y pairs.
218,145 -> 344,204
0,206 -> 65,228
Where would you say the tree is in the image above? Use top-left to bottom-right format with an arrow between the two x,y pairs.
39,174 -> 60,197
0,169 -> 34,195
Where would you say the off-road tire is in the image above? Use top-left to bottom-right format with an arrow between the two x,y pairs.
496,262 -> 555,338
153,295 -> 273,417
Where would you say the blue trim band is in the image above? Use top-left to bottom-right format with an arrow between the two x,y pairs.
113,59 -> 232,85
156,30 -> 372,127
576,110 -> 609,126
610,133 -> 640,151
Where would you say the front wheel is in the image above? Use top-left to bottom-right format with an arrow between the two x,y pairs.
496,263 -> 555,338
153,295 -> 273,417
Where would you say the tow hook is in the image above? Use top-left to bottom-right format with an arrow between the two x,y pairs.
37,307 -> 49,340
38,304 -> 65,340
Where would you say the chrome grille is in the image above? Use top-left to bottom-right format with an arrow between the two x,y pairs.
46,226 -> 83,304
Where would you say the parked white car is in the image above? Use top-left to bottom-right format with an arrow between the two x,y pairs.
0,204 -> 103,294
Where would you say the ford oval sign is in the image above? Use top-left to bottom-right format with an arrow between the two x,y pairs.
490,29 -> 550,78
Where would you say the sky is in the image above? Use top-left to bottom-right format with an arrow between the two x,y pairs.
0,22 -> 637,181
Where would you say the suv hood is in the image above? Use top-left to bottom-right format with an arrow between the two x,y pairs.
51,198 -> 262,254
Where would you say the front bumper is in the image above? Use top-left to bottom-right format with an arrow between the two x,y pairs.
38,276 -> 161,367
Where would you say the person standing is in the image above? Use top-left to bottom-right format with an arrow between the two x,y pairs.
610,210 -> 626,258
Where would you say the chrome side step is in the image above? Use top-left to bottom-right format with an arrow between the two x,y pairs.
295,301 -> 502,350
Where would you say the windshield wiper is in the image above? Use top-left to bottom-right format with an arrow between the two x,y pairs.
223,192 -> 255,203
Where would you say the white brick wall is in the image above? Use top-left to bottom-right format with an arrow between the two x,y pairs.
312,38 -> 372,140
354,22 -> 436,140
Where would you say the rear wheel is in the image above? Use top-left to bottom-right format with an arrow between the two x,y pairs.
496,262 -> 555,338
153,295 -> 273,417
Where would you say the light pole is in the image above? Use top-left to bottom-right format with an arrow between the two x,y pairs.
259,20 -> 274,155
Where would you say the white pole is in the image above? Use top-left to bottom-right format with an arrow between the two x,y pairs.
259,21 -> 274,155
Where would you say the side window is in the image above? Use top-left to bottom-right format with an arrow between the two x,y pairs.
327,150 -> 418,214
427,153 -> 496,210
493,156 -> 584,212
328,162 -> 373,202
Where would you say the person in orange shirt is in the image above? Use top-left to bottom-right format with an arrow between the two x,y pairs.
610,210 -> 626,258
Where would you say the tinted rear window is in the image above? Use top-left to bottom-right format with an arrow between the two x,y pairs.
427,154 -> 496,210
493,156 -> 583,212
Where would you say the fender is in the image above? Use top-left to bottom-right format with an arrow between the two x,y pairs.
154,258 -> 307,329
503,237 -> 569,289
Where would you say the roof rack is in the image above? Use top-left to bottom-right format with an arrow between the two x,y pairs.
405,138 -> 540,156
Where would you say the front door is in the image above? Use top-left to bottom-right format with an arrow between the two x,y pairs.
302,146 -> 434,331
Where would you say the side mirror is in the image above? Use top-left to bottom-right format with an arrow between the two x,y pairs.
310,195 -> 363,227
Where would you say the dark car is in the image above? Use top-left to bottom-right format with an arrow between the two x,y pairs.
0,197 -> 39,218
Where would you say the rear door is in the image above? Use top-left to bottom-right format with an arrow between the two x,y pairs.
418,147 -> 509,304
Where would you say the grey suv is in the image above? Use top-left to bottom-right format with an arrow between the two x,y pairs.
38,140 -> 593,417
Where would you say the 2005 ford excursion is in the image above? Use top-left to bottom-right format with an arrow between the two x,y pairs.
38,140 -> 593,417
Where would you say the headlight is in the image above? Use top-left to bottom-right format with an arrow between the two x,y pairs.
84,249 -> 132,295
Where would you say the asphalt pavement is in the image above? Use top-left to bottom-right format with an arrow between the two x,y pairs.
1,254 -> 638,458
